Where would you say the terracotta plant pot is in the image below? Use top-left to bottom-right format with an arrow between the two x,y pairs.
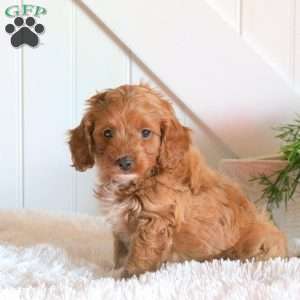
219,155 -> 300,254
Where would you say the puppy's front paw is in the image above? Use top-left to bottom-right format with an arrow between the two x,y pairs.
114,267 -> 134,280
120,269 -> 132,279
111,267 -> 125,279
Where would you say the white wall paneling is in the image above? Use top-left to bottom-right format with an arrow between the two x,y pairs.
0,0 -> 134,213
207,0 -> 298,90
23,0 -> 74,211
0,0 -> 22,208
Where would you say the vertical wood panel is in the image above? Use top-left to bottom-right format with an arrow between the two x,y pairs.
75,4 -> 129,215
0,1 -> 22,208
242,0 -> 292,79
23,0 -> 74,211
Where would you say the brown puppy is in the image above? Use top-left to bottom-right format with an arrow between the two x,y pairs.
68,84 -> 287,277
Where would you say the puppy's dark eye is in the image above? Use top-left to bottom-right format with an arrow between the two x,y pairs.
141,129 -> 151,139
103,128 -> 113,138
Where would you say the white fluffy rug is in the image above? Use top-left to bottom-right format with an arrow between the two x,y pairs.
0,210 -> 300,300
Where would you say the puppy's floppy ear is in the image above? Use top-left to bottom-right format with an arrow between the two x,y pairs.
159,116 -> 191,170
68,116 -> 94,171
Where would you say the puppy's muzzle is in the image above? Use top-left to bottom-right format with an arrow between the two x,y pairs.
116,156 -> 134,171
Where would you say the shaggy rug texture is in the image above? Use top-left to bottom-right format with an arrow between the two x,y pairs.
0,210 -> 300,300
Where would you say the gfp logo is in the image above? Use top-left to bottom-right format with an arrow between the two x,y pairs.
4,4 -> 46,48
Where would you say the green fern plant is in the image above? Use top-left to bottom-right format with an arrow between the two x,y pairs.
253,117 -> 300,213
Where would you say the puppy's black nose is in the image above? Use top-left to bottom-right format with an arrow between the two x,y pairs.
116,156 -> 134,171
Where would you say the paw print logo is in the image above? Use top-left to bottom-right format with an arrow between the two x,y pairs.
5,16 -> 45,48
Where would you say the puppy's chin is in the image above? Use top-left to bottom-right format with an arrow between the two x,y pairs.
111,174 -> 138,185
101,173 -> 138,187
